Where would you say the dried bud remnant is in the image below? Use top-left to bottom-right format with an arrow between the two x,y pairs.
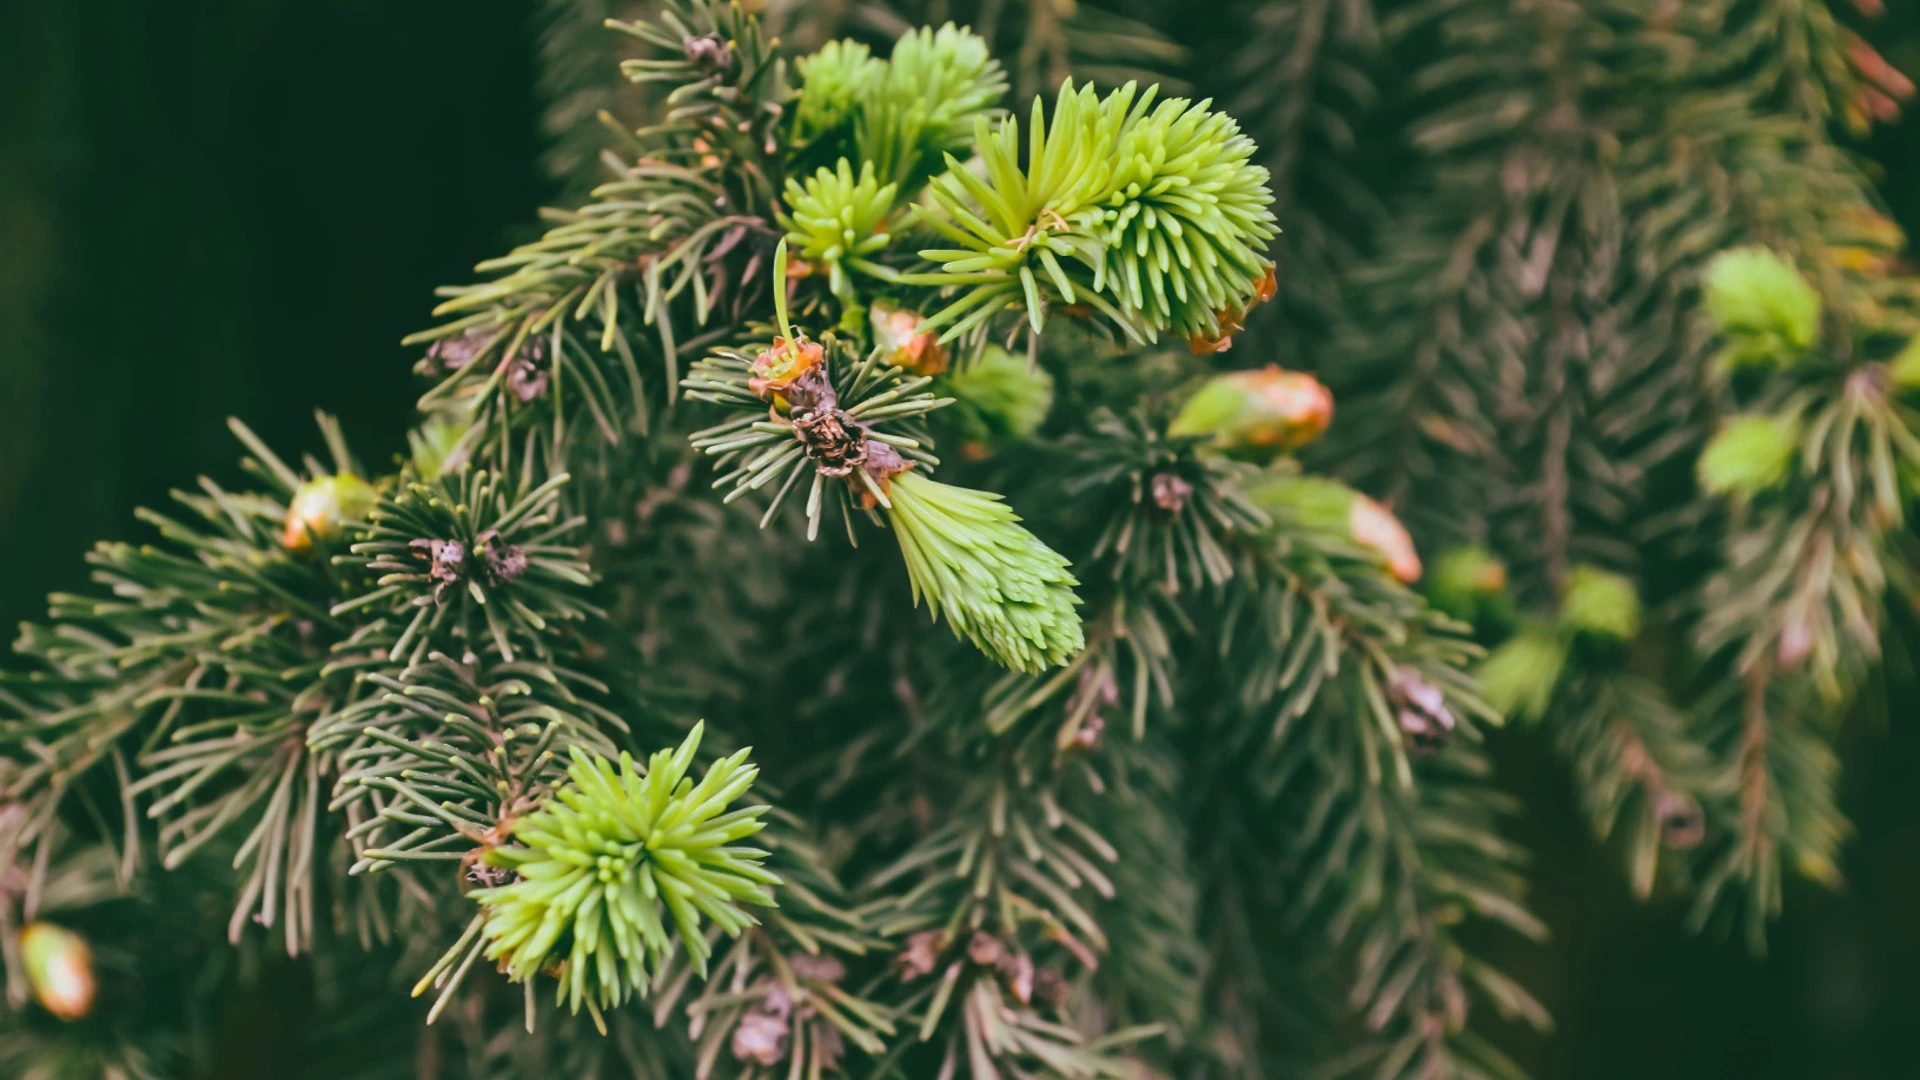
792,405 -> 869,477
413,538 -> 467,602
477,529 -> 529,585
410,531 -> 527,602
424,327 -> 495,373
861,439 -> 908,480
684,32 -> 734,76
1653,791 -> 1707,851
1006,951 -> 1036,1003
466,861 -> 514,888
1033,966 -> 1071,1007
789,953 -> 847,984
730,1007 -> 790,1066
1777,610 -> 1815,669
1059,664 -> 1118,752
506,358 -> 550,403
967,930 -> 1009,969
1150,472 -> 1194,516
896,930 -> 943,980
1389,665 -> 1456,754
1070,712 -> 1106,751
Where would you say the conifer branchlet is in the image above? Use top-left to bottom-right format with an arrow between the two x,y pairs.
471,723 -> 776,1014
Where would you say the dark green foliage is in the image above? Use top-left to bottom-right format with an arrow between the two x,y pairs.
5,2 -> 1920,1079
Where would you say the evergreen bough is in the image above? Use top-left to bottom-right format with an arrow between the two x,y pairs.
3,2 -> 1919,1078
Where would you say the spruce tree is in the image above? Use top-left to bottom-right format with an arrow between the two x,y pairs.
3,2 -> 1917,1078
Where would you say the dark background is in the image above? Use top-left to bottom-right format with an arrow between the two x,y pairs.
1,3 -> 1916,1078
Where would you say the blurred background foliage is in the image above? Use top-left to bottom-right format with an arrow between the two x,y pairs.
1,1 -> 1917,1077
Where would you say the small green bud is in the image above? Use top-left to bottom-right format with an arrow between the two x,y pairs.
21,922 -> 95,1021
1703,246 -> 1820,354
792,40 -> 885,143
941,344 -> 1054,448
1477,625 -> 1568,723
1168,366 -> 1334,460
282,473 -> 377,552
1240,473 -> 1355,532
1427,546 -> 1511,625
1241,473 -> 1421,582
1560,564 -> 1640,642
1888,336 -> 1920,393
1697,413 -> 1800,499
408,418 -> 471,481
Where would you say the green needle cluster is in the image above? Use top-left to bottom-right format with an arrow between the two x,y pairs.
940,343 -> 1055,445
1697,413 -> 1802,499
856,23 -> 1007,190
915,81 -> 1131,339
885,470 -> 1084,672
915,80 -> 1276,341
1704,246 -> 1823,369
779,159 -> 899,302
1095,89 -> 1277,337
791,40 -> 886,146
471,722 -> 778,1014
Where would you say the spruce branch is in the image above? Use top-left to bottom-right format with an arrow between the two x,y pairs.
314,648 -> 628,878
1686,0 -> 1914,133
1684,674 -> 1847,954
334,467 -> 597,668
687,286 -> 1083,672
645,813 -> 895,1075
1303,0 -> 1920,961
7,4 -> 1787,1074
1071,735 -> 1209,1053
1671,248 -> 1920,947
1169,463 -> 1545,1077
1060,410 -> 1271,596
4,415 -> 378,953
859,763 -> 1159,1079
1545,671 -> 1720,899
409,0 -> 794,418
